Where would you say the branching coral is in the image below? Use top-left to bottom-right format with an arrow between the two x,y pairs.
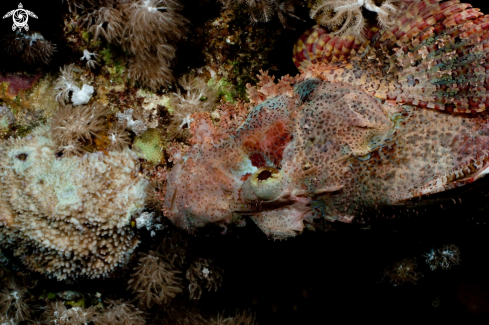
167,76 -> 219,140
93,299 -> 147,325
0,278 -> 31,323
310,0 -> 397,39
424,244 -> 461,271
45,301 -> 96,325
127,251 -> 184,307
80,49 -> 99,69
0,125 -> 149,280
186,258 -> 223,300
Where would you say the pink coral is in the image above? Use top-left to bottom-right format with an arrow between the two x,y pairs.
162,0 -> 489,238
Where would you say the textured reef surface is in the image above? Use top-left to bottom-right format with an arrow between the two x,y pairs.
2,0 -> 489,324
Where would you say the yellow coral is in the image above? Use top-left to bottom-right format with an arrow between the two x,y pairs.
133,128 -> 165,165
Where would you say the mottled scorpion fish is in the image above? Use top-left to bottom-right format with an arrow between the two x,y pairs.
163,0 -> 489,238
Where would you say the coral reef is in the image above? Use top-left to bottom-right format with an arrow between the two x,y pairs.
54,64 -> 95,106
80,0 -> 188,90
0,278 -> 31,323
132,128 -> 166,165
219,0 -> 304,28
383,258 -> 422,286
424,244 -> 461,271
0,106 -> 15,139
93,299 -> 146,325
163,0 -> 489,238
310,0 -> 397,39
167,75 -> 219,140
1,31 -> 56,65
128,251 -> 184,307
0,125 -> 149,280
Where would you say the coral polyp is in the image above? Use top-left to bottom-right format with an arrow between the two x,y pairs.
0,125 -> 149,280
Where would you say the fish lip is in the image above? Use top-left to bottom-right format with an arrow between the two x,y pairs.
407,155 -> 489,201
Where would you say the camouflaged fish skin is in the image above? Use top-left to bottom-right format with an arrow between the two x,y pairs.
164,0 -> 489,238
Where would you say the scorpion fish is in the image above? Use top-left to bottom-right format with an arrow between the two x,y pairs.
164,0 -> 489,238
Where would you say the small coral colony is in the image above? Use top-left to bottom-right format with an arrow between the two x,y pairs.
2,0 -> 489,322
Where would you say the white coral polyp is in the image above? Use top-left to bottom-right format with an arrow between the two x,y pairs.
0,126 -> 149,280
71,84 -> 94,106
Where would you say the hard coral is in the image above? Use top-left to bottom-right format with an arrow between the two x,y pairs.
0,125 -> 149,280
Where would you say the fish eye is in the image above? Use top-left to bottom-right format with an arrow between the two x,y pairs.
242,167 -> 284,202
257,169 -> 272,181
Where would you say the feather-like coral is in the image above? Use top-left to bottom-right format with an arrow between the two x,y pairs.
167,76 -> 219,140
210,310 -> 257,325
0,278 -> 31,323
81,0 -> 187,91
220,0 -> 302,28
310,0 -> 397,39
186,258 -> 223,300
54,64 -> 95,106
2,31 -> 56,65
45,301 -> 97,325
127,251 -> 183,307
107,123 -> 132,152
50,104 -> 110,154
93,299 -> 147,325
424,244 -> 461,271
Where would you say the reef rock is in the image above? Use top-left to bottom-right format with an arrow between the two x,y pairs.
163,0 -> 489,238
0,126 -> 148,280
